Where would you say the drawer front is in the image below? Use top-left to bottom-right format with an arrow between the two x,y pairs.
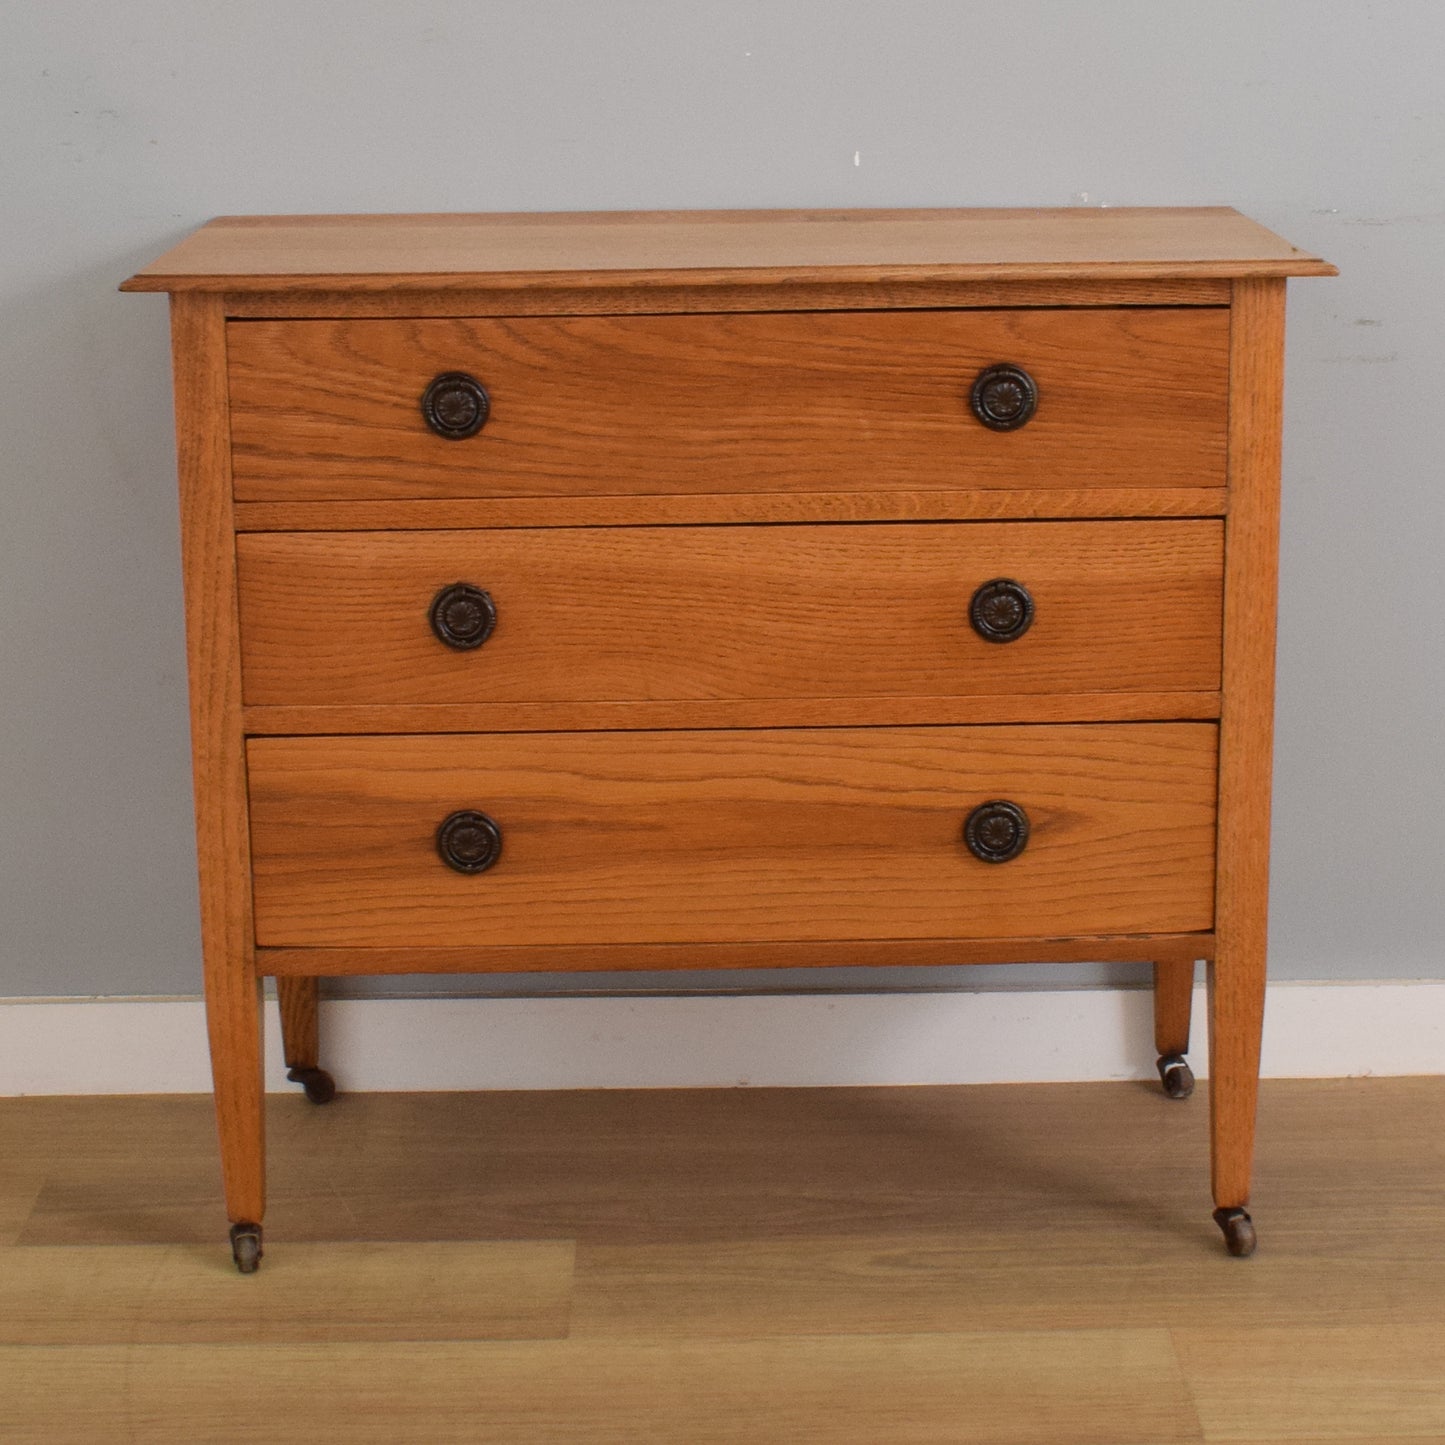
237,522 -> 1223,706
247,724 -> 1218,947
226,309 -> 1229,502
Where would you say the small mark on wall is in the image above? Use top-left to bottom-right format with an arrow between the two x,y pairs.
1341,211 -> 1445,226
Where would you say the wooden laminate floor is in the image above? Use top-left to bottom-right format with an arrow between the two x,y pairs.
0,1077 -> 1441,1443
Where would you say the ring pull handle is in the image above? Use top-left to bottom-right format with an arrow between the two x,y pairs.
969,579 -> 1035,643
421,372 -> 490,439
429,583 -> 497,651
963,801 -> 1030,863
436,810 -> 503,874
970,364 -> 1038,431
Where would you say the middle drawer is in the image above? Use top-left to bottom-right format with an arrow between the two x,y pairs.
237,521 -> 1222,707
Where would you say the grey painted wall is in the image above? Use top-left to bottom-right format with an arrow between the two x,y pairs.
3,1 -> 1441,1000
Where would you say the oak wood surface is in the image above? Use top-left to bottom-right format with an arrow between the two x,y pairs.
168,294 -> 265,1229
259,933 -> 1214,977
276,977 -> 320,1072
1175,1326 -> 1445,1441
242,692 -> 1224,737
121,206 -> 1336,293
0,1241 -> 573,1344
236,521 -> 1224,708
1154,958 -> 1197,1059
1209,280 -> 1287,1214
0,1168 -> 46,1248
225,309 -> 1230,501
246,724 -> 1218,948
219,276 -> 1234,317
232,487 -> 1230,531
128,212 -> 1333,1308
2,1080 -> 1440,1442
572,1211 -> 1445,1339
3,1333 -> 1201,1444
5,1079 -> 1436,1250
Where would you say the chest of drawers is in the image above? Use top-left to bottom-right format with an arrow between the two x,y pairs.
124,208 -> 1333,1272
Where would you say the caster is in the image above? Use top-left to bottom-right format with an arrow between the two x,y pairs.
230,1222 -> 264,1274
1213,1206 -> 1257,1258
287,1065 -> 336,1105
1157,1053 -> 1195,1100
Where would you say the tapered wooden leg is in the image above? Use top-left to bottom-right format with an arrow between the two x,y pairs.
278,977 -> 320,1070
1205,276 -> 1288,1258
1152,958 -> 1197,1098
277,977 -> 336,1104
1153,958 -> 1195,1058
205,963 -> 266,1230
170,292 -> 268,1268
1207,950 -> 1266,1213
1209,941 -> 1266,1257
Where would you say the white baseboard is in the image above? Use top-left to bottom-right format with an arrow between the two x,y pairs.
0,980 -> 1441,1096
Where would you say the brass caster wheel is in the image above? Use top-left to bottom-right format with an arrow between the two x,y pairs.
1157,1053 -> 1195,1100
1213,1206 -> 1257,1258
287,1066 -> 336,1105
230,1222 -> 263,1274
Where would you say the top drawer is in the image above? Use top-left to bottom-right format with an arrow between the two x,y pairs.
226,309 -> 1229,502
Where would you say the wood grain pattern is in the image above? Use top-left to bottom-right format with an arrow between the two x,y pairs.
245,724 -> 1219,949
259,934 -> 1213,976
242,693 -> 1224,737
219,276 -> 1234,318
127,211 -> 1333,1277
7,1080 -> 1437,1442
236,522 -> 1224,708
233,487 -> 1230,531
276,977 -> 319,1072
0,1331 -> 1201,1444
6,1078 -> 1439,1252
1175,1326 -> 1445,1440
120,206 -> 1336,293
1153,959 -> 1197,1059
226,309 -> 1230,501
0,1169 -> 46,1247
1209,279 -> 1287,1213
168,294 -> 264,1229
573,1209 -> 1445,1341
0,1241 -> 573,1344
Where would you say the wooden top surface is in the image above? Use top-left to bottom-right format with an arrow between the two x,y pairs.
122,207 -> 1335,293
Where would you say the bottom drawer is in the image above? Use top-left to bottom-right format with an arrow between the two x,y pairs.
247,725 -> 1217,948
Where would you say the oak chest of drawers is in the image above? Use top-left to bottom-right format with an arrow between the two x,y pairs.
124,208 -> 1334,1272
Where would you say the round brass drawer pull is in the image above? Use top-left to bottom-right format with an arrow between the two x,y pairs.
421,371 -> 490,439
963,800 -> 1030,863
429,582 -> 497,651
969,578 -> 1035,643
969,364 -> 1038,431
436,810 -> 503,874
